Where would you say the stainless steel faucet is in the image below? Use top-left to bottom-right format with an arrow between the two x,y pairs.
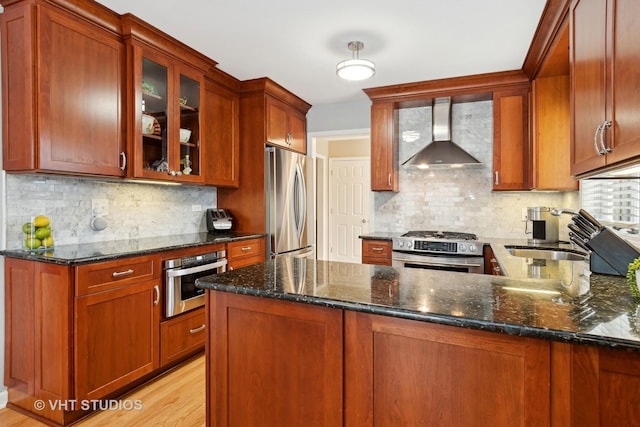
551,208 -> 579,217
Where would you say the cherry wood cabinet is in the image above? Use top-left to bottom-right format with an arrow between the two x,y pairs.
492,86 -> 531,190
0,0 -> 126,177
217,78 -> 310,233
266,96 -> 307,154
345,311 -> 550,426
203,78 -> 240,187
483,244 -> 503,275
570,0 -> 640,177
160,307 -> 206,367
370,102 -> 399,191
4,254 -> 162,425
206,291 -> 344,427
227,237 -> 266,270
361,239 -> 392,266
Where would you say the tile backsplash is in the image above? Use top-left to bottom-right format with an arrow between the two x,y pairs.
5,175 -> 216,249
373,100 -> 579,238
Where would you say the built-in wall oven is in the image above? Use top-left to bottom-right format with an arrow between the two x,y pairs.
392,231 -> 485,274
165,249 -> 227,318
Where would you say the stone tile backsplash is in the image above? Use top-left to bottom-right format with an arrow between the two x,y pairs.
373,101 -> 579,239
6,175 -> 216,249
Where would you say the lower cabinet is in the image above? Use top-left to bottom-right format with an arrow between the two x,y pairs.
361,239 -> 392,266
160,307 -> 206,367
227,237 -> 265,270
207,291 -> 343,426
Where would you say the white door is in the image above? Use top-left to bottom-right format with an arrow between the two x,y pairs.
329,158 -> 370,263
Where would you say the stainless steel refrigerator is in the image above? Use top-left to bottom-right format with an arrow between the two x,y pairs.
265,146 -> 315,259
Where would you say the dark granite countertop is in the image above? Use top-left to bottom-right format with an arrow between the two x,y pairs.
358,232 -> 399,241
196,257 -> 640,351
0,232 -> 265,265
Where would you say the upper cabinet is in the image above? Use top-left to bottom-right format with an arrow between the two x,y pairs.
570,0 -> 640,177
370,102 -> 398,191
266,96 -> 307,154
123,15 -> 211,185
1,0 -> 126,176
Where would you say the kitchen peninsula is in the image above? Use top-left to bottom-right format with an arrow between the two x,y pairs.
197,255 -> 640,426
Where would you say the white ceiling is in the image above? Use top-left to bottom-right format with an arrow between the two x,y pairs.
96,0 -> 547,107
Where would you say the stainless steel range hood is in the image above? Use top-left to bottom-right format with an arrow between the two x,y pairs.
402,97 -> 482,169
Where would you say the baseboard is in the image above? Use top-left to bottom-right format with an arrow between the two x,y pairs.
0,388 -> 8,408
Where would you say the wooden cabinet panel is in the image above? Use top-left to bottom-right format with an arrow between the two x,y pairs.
207,291 -> 343,427
75,255 -> 158,296
493,87 -> 531,190
160,307 -> 206,367
370,102 -> 398,191
266,96 -> 307,153
1,2 -> 125,176
203,78 -> 240,187
570,0 -> 640,176
227,237 -> 265,270
345,311 -> 550,427
75,279 -> 161,401
361,239 -> 392,266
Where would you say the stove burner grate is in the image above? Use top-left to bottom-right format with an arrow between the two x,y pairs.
402,230 -> 478,240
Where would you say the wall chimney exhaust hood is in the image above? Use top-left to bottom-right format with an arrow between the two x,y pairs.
402,97 -> 483,169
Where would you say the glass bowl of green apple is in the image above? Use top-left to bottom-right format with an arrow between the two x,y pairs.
22,215 -> 54,251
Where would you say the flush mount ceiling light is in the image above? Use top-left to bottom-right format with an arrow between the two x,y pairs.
336,41 -> 375,81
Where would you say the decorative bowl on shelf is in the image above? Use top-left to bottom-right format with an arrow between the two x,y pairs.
142,80 -> 158,96
179,128 -> 191,143
142,114 -> 161,136
179,97 -> 188,106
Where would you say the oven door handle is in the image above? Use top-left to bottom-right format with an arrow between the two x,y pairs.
413,261 -> 484,269
165,259 -> 227,278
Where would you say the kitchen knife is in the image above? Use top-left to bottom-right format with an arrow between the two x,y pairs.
568,223 -> 590,242
579,209 -> 605,232
572,215 -> 598,237
569,232 -> 591,253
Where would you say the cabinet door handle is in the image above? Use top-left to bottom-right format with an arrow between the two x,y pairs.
594,123 -> 604,155
241,246 -> 252,252
112,269 -> 134,277
153,285 -> 160,306
371,247 -> 385,252
387,173 -> 391,186
599,120 -> 612,154
120,151 -> 127,171
189,324 -> 206,334
494,171 -> 499,185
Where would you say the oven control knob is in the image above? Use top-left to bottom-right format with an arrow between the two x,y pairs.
398,241 -> 404,248
406,241 -> 412,249
459,243 -> 467,252
468,244 -> 477,253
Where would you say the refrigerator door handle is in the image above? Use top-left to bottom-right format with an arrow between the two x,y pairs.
293,162 -> 307,242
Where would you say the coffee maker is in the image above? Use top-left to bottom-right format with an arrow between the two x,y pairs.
527,207 -> 559,244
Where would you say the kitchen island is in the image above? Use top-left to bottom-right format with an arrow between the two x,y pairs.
197,256 -> 640,426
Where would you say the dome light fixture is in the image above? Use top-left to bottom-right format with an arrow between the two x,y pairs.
336,41 -> 375,81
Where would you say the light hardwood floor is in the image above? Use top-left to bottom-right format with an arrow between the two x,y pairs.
0,354 -> 205,426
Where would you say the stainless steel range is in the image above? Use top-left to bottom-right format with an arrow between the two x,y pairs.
392,231 -> 485,274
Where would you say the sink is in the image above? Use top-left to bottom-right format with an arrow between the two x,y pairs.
505,246 -> 588,261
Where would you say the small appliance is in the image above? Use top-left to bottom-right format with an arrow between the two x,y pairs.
206,208 -> 233,231
527,207 -> 559,244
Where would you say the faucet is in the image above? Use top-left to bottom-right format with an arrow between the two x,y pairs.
551,208 -> 578,217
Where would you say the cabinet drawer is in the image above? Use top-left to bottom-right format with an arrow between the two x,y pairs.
362,239 -> 392,266
75,255 -> 159,296
160,308 -> 206,367
228,238 -> 265,262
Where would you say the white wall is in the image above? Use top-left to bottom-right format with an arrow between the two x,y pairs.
307,100 -> 370,133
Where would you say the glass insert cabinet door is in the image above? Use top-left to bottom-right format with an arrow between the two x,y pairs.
138,53 -> 203,182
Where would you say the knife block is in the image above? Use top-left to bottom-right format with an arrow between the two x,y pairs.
586,228 -> 640,276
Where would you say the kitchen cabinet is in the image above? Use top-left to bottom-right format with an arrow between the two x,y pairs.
361,239 -> 392,266
74,256 -> 161,401
370,102 -> 399,191
483,244 -> 503,275
203,78 -> 240,187
492,86 -> 531,191
0,0 -> 126,177
570,0 -> 640,177
4,254 -> 162,425
227,237 -> 266,270
266,96 -> 307,154
206,291 -> 344,427
346,312 -> 550,426
160,307 -> 206,367
217,78 -> 310,233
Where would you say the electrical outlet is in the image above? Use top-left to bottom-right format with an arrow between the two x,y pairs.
191,204 -> 202,212
92,198 -> 109,216
521,208 -> 528,221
